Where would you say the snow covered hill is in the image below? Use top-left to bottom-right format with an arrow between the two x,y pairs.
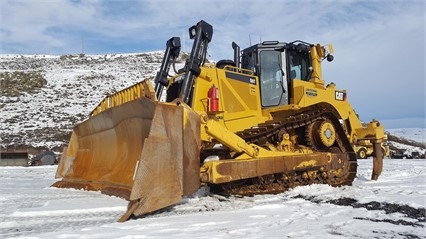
387,128 -> 425,144
0,54 -> 424,156
0,53 -> 184,153
386,128 -> 426,157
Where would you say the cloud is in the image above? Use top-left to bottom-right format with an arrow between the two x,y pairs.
0,0 -> 424,128
1,0 -> 102,53
318,2 -> 425,128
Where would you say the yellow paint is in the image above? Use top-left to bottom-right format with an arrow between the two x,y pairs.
295,159 -> 318,169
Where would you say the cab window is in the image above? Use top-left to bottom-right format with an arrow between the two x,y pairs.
241,51 -> 256,73
288,51 -> 311,81
260,50 -> 283,107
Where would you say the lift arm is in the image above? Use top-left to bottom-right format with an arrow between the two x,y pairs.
154,37 -> 181,99
179,20 -> 213,104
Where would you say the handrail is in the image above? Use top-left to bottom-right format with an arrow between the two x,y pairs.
223,65 -> 254,75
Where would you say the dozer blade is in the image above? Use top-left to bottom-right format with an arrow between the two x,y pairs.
52,98 -> 201,221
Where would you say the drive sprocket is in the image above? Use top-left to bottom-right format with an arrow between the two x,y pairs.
306,118 -> 336,150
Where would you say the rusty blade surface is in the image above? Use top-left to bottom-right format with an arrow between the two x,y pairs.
53,98 -> 157,198
180,103 -> 201,195
126,102 -> 201,220
53,97 -> 201,221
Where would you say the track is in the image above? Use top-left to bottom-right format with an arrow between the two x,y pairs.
210,108 -> 357,196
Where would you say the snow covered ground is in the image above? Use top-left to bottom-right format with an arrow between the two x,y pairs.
1,158 -> 425,239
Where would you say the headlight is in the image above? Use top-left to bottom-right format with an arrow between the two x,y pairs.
189,26 -> 197,39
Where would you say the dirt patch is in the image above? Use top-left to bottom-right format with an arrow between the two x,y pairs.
293,195 -> 425,227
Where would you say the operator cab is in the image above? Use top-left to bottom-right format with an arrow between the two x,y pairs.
241,41 -> 312,108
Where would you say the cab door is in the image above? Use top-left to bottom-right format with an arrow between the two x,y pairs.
258,50 -> 288,107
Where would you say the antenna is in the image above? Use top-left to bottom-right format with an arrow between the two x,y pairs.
249,34 -> 262,45
81,37 -> 85,54
182,31 -> 186,53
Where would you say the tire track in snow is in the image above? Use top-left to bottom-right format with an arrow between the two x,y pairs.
2,211 -> 123,238
0,166 -> 126,238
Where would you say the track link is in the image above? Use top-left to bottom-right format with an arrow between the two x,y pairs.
210,108 -> 357,196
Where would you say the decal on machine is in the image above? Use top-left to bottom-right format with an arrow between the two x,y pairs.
306,88 -> 317,97
225,72 -> 256,85
249,85 -> 256,95
335,91 -> 347,101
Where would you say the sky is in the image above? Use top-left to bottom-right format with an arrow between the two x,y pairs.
0,0 -> 425,128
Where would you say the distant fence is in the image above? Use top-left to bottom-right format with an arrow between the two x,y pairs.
0,151 -> 28,166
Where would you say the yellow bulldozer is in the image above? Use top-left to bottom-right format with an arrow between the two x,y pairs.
53,20 -> 386,222
354,137 -> 390,159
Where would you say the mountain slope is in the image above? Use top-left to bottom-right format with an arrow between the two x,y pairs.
386,128 -> 426,157
0,53 -> 180,153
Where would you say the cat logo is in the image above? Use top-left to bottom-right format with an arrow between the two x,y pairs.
335,91 -> 346,101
